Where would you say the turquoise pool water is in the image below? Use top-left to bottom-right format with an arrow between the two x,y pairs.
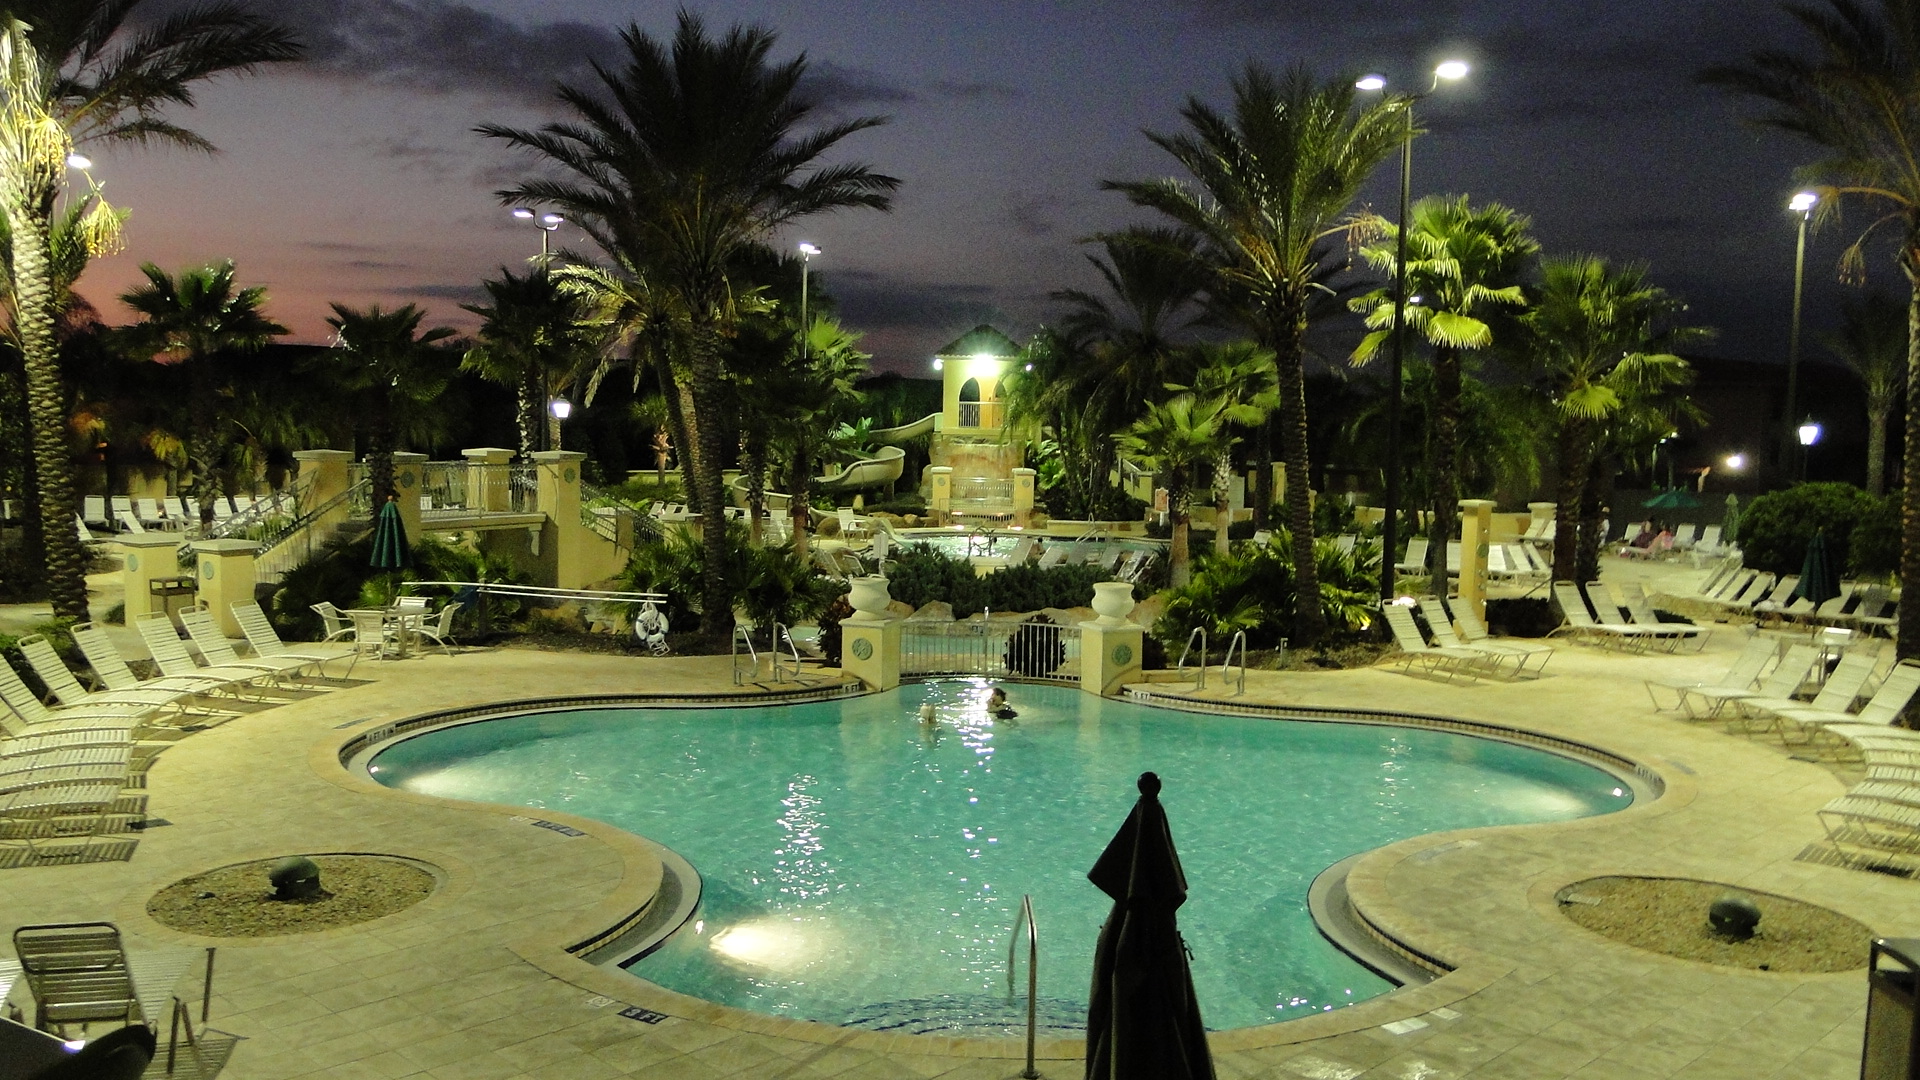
368,681 -> 1631,1033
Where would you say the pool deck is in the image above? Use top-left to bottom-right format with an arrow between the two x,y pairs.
1,617 -> 1912,1078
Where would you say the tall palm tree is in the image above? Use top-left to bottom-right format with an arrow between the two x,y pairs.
320,304 -> 458,511
1824,291 -> 1906,495
1108,64 -> 1408,647
462,268 -> 597,459
1349,195 -> 1537,581
116,260 -> 285,528
1703,0 -> 1920,653
1525,256 -> 1706,580
481,11 -> 898,639
767,315 -> 867,557
1178,341 -> 1277,555
0,7 -> 298,619
1120,395 -> 1227,587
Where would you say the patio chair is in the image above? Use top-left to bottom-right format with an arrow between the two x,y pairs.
411,602 -> 462,655
81,497 -> 108,527
109,496 -> 133,524
1669,523 -> 1699,551
1734,650 -> 1882,737
231,601 -> 357,677
134,498 -> 169,530
177,608 -> 321,682
134,612 -> 283,692
1613,582 -> 1708,652
113,510 -> 144,535
310,602 -> 355,644
11,923 -> 141,1036
70,623 -> 239,700
0,657 -> 154,732
210,497 -> 234,521
16,636 -> 198,720
1589,581 -> 1705,653
836,507 -> 871,540
347,609 -> 401,660
1619,522 -> 1644,547
1549,582 -> 1662,650
1036,545 -> 1066,569
1416,598 -> 1535,678
1379,604 -> 1487,683
1643,636 -> 1777,713
1444,598 -> 1554,674
1674,643 -> 1822,720
1394,537 -> 1429,576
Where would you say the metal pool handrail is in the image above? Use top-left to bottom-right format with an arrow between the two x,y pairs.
1006,893 -> 1039,1080
1177,627 -> 1208,689
1221,629 -> 1248,696
732,625 -> 759,686
770,622 -> 803,684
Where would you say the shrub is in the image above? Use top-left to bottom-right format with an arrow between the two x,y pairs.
1848,494 -> 1900,578
883,546 -> 1115,618
621,522 -> 838,633
1735,482 -> 1877,575
268,534 -> 520,641
1152,534 -> 1377,651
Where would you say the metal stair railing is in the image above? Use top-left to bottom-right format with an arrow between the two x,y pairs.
770,622 -> 804,684
249,477 -> 372,583
732,624 -> 761,686
580,481 -> 663,548
1220,629 -> 1248,696
1006,894 -> 1040,1080
1177,627 -> 1208,689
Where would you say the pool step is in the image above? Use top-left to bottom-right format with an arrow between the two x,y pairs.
838,993 -> 1086,1036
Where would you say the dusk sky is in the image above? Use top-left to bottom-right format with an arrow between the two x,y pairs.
76,1 -> 1858,377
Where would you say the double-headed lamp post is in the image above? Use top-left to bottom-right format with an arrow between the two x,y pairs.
798,242 -> 821,362
1781,191 -> 1817,481
512,207 -> 565,258
1356,59 -> 1469,601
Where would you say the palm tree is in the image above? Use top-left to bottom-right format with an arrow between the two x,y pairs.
1179,342 -> 1278,555
1824,292 -> 1906,495
116,261 -> 286,528
1108,64 -> 1408,647
1349,196 -> 1537,581
0,7 -> 298,619
1120,395 -> 1227,587
759,314 -> 867,557
1525,256 -> 1706,580
481,11 -> 898,639
1704,0 -> 1920,653
320,304 -> 458,510
462,268 -> 597,459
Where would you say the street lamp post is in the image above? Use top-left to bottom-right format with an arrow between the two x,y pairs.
798,242 -> 820,362
548,398 -> 572,453
1781,191 -> 1817,483
512,207 -> 565,258
1357,61 -> 1468,601
1798,419 -> 1822,482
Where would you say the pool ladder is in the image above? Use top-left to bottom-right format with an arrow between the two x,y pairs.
1007,893 -> 1040,1079
1177,627 -> 1207,689
732,622 -> 803,685
1220,630 -> 1248,696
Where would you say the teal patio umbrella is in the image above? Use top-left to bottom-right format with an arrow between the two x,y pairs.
1790,529 -> 1840,609
1642,488 -> 1701,511
370,497 -> 410,570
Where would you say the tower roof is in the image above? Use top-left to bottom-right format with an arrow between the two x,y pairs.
934,324 -> 1020,358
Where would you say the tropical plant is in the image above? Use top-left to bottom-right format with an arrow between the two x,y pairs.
881,545 -> 1114,619
318,304 -> 459,508
0,6 -> 298,619
1152,534 -> 1376,652
761,314 -> 867,554
462,267 -> 598,459
1349,195 -> 1537,579
482,11 -> 899,639
1703,0 -> 1920,653
1119,395 -> 1226,586
1108,64 -> 1409,646
1523,255 -> 1707,580
115,261 -> 286,527
1823,291 -> 1906,496
1177,341 -> 1277,555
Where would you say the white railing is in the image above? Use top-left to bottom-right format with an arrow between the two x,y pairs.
901,618 -> 1080,681
252,477 -> 373,584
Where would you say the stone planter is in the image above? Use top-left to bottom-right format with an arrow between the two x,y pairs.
848,576 -> 892,619
1091,581 -> 1136,626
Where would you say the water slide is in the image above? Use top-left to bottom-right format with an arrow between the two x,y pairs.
728,412 -> 939,505
870,412 -> 940,444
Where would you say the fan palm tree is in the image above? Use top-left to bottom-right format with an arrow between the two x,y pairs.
764,314 -> 867,557
1525,255 -> 1707,580
1120,395 -> 1227,587
320,304 -> 459,510
1178,341 -> 1278,555
116,260 -> 285,528
0,6 -> 298,618
1824,291 -> 1906,495
1703,0 -> 1920,652
462,268 -> 598,459
1108,64 -> 1408,646
480,11 -> 898,639
1349,196 -> 1537,581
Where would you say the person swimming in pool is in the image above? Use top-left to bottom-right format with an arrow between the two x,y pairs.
918,703 -> 937,725
987,687 -> 1018,720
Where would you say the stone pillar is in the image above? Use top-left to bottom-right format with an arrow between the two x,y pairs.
927,466 -> 953,526
1080,581 -> 1144,696
840,576 -> 900,691
462,448 -> 513,511
121,533 -> 186,624
193,539 -> 259,636
533,450 -> 589,589
391,452 -> 427,543
1458,499 -> 1496,623
293,449 -> 353,516
1012,468 -> 1036,526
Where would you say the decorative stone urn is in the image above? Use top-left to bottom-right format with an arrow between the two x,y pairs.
1091,581 -> 1136,627
848,576 -> 892,620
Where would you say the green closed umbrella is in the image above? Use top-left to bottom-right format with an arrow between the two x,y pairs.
1723,494 -> 1741,544
1790,529 -> 1840,609
1085,772 -> 1214,1080
370,498 -> 410,570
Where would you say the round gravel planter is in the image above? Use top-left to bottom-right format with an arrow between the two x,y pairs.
1556,875 -> 1873,973
148,854 -> 437,937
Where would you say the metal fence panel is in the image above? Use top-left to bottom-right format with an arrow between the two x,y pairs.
900,620 -> 1081,682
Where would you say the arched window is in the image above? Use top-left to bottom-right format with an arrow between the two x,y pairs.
959,377 -> 981,427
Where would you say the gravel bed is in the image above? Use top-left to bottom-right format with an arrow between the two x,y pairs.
148,855 -> 435,937
1558,875 -> 1872,972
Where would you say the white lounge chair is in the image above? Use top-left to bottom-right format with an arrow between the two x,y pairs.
177,609 -> 320,682
231,600 -> 357,677
109,496 -> 133,524
1674,643 -> 1822,721
134,612 -> 284,692
1591,581 -> 1706,653
1445,598 -> 1554,674
1734,651 -> 1881,737
71,623 -> 239,700
1416,598 -> 1532,678
1380,604 -> 1487,683
1550,582 -> 1662,650
1394,537 -> 1429,576
1644,636 -> 1777,713
16,635 -> 201,721
1782,659 -> 1920,746
0,656 -> 152,732
114,510 -> 145,534
81,496 -> 108,527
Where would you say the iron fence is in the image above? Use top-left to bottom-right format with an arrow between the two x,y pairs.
901,619 -> 1081,682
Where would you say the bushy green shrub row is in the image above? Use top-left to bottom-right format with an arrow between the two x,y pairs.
621,522 -> 839,633
884,546 -> 1115,618
1734,482 -> 1897,578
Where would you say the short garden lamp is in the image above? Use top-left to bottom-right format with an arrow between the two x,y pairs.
547,398 -> 572,452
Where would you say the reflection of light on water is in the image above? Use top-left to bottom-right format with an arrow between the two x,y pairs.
708,918 -> 835,971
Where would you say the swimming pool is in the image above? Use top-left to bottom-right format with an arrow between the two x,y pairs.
367,681 -> 1632,1034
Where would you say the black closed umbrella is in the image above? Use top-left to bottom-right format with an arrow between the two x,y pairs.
1085,771 -> 1214,1080
1791,529 -> 1841,609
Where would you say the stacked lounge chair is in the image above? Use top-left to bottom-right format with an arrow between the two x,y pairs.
1644,637 -> 1777,714
1380,604 -> 1488,683
1670,643 -> 1822,721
